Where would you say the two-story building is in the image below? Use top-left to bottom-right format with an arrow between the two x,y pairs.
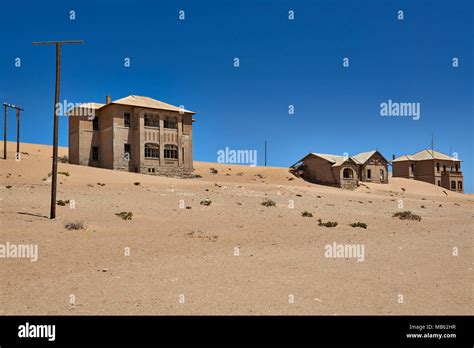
68,95 -> 195,177
392,149 -> 463,192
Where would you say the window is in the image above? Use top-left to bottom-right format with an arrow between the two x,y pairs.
164,117 -> 177,129
458,181 -> 462,190
124,113 -> 131,127
343,168 -> 354,179
437,180 -> 441,186
436,163 -> 440,172
144,143 -> 159,158
367,169 -> 371,179
164,144 -> 178,159
455,164 -> 459,172
124,143 -> 131,160
92,146 -> 99,161
451,181 -> 456,190
144,114 -> 159,128
92,117 -> 99,131
182,147 -> 185,161
443,165 -> 446,172
410,163 -> 415,173
380,169 -> 385,181
147,168 -> 155,173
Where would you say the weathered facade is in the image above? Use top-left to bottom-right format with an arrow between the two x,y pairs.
69,95 -> 195,177
291,150 -> 389,189
392,149 -> 463,193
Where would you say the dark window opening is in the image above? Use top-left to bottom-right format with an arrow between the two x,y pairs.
410,163 -> 415,172
164,117 -> 177,129
458,181 -> 462,190
436,163 -> 440,172
451,181 -> 456,190
367,169 -> 371,179
144,114 -> 159,128
380,169 -> 385,181
92,146 -> 99,161
92,117 -> 99,131
443,165 -> 446,172
124,113 -> 131,127
164,144 -> 178,159
343,168 -> 354,179
455,164 -> 459,172
144,143 -> 160,158
437,180 -> 441,186
124,143 -> 131,160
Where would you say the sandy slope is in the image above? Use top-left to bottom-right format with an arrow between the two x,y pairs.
0,141 -> 472,315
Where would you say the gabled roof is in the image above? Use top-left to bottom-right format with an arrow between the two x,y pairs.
351,150 -> 377,164
311,153 -> 346,163
108,95 -> 195,114
293,149 -> 386,168
393,149 -> 459,162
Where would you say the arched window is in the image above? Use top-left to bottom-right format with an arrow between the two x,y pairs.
343,168 -> 354,179
458,181 -> 462,190
144,143 -> 159,158
450,181 -> 456,190
164,144 -> 178,159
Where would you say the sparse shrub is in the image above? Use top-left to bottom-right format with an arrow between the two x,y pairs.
302,211 -> 313,217
97,182 -> 106,186
58,171 -> 70,176
57,199 -> 70,206
133,182 -> 140,186
236,172 -> 243,176
200,198 -> 212,206
318,218 -> 338,227
116,212 -> 133,220
261,199 -> 276,207
6,185 -> 12,189
296,194 -> 302,197
393,211 -> 421,221
64,221 -> 85,230
210,168 -> 218,174
350,222 -> 367,229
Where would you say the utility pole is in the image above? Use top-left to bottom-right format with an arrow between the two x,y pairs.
3,103 -> 6,159
33,40 -> 83,219
3,102 -> 24,160
16,108 -> 20,155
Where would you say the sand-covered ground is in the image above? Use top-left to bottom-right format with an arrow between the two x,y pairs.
0,141 -> 472,315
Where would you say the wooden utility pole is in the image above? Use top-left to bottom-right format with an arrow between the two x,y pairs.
3,104 -> 6,159
16,108 -> 20,155
3,102 -> 24,160
33,40 -> 83,219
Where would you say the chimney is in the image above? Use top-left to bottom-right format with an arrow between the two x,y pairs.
392,154 -> 396,160
106,95 -> 111,104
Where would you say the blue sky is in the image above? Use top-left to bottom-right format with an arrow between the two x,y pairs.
1,0 -> 473,191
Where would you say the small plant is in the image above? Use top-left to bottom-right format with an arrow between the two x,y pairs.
261,199 -> 276,207
393,211 -> 421,221
64,221 -> 85,230
210,167 -> 218,174
97,182 -> 106,186
57,199 -> 70,206
301,211 -> 313,217
116,212 -> 133,220
200,198 -> 212,206
133,182 -> 141,186
318,219 -> 338,228
58,171 -> 70,176
350,222 -> 367,229
5,185 -> 12,189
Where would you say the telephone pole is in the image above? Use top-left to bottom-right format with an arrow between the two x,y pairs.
33,40 -> 83,219
3,102 -> 24,160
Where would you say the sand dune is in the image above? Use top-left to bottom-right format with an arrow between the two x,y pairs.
0,141 -> 472,315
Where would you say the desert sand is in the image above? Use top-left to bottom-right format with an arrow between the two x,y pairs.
0,141 -> 472,315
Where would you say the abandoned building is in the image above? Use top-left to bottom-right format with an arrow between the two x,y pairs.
291,150 -> 389,189
392,149 -> 463,192
68,95 -> 195,177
